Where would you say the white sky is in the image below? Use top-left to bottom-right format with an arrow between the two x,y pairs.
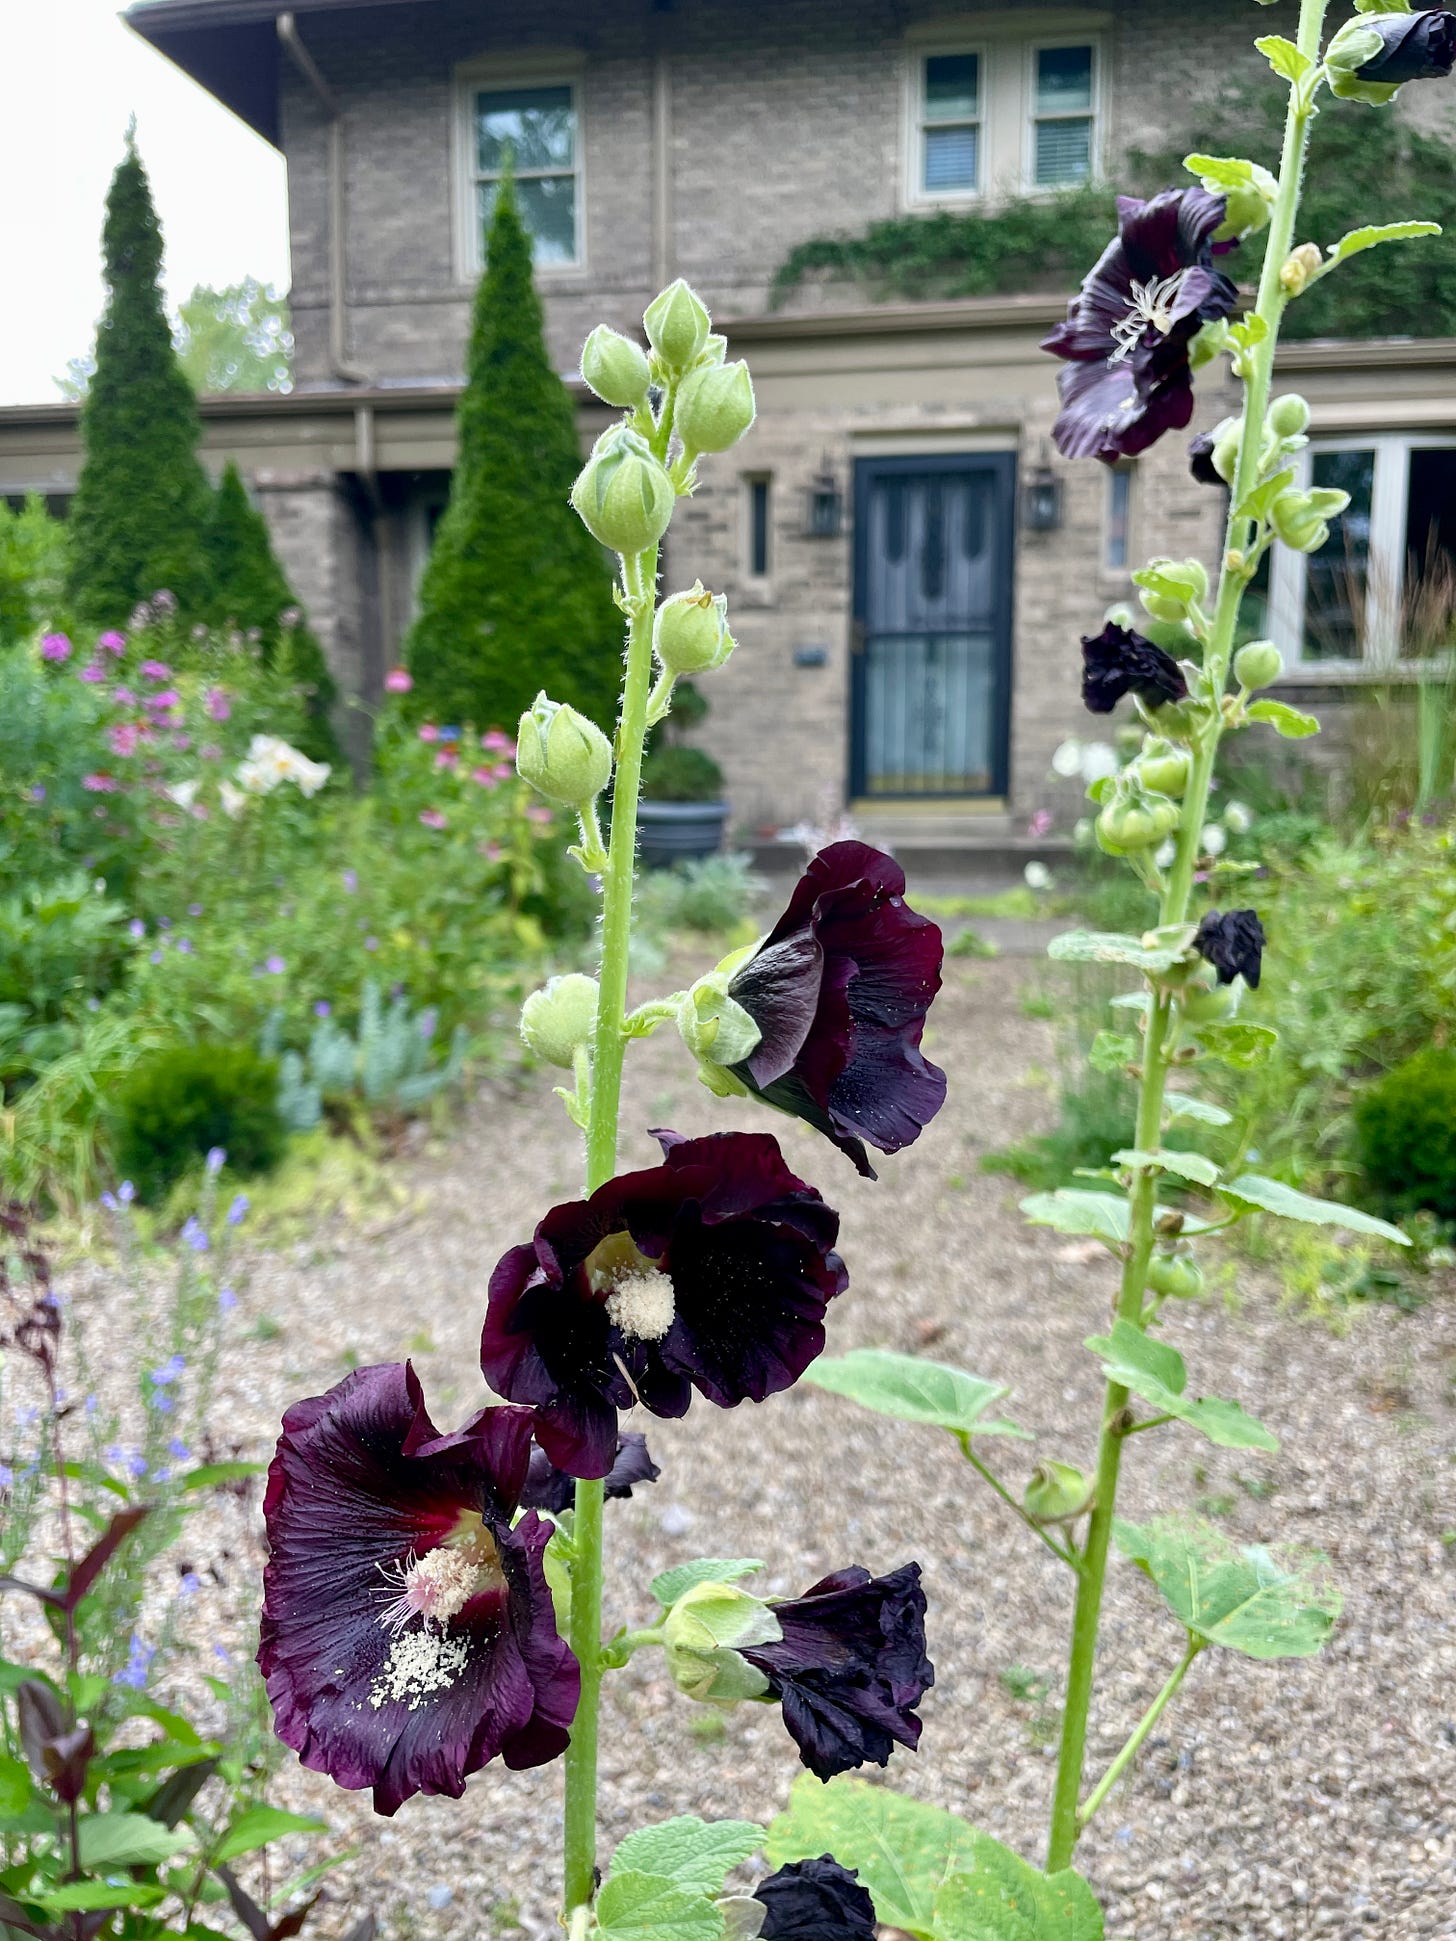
0,0 -> 288,404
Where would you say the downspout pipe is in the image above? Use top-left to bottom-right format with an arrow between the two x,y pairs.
277,11 -> 369,385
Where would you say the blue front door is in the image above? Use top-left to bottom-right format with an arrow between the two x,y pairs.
850,454 -> 1015,799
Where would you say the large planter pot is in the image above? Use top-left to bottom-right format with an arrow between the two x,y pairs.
636,798 -> 730,867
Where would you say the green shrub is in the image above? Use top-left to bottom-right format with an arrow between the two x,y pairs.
111,1043 -> 286,1202
266,981 -> 468,1131
635,853 -> 763,936
0,494 -> 70,649
641,743 -> 725,802
1353,1047 -> 1456,1224
0,871 -> 128,1021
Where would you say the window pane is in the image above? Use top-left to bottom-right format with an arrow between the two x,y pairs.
1037,45 -> 1093,112
1035,117 -> 1092,187
924,124 -> 978,192
1403,447 -> 1456,656
479,174 -> 577,264
1304,449 -> 1375,661
1105,468 -> 1130,570
476,86 -> 575,173
749,478 -> 771,577
924,53 -> 978,120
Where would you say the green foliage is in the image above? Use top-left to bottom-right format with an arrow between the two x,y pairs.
406,178 -> 622,734
1085,1320 -> 1279,1451
650,1559 -> 764,1608
203,461 -> 339,761
634,852 -> 762,937
1114,1517 -> 1342,1659
640,743 -> 725,802
175,277 -> 293,395
110,1044 -> 286,1201
1353,1046 -> 1456,1223
269,980 -> 468,1131
0,871 -> 128,1024
803,1348 -> 1025,1443
0,494 -> 69,648
67,140 -> 212,625
608,1817 -> 764,1896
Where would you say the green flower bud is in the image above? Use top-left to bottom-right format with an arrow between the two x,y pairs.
1096,792 -> 1180,855
1278,243 -> 1324,297
571,427 -> 676,555
580,324 -> 651,408
654,581 -> 736,676
1147,1251 -> 1205,1300
699,333 -> 728,367
662,1581 -> 779,1705
675,360 -> 757,454
644,279 -> 712,373
1180,968 -> 1239,1023
1324,16 -> 1405,101
1267,394 -> 1311,439
1212,430 -> 1241,484
1234,639 -> 1285,690
516,691 -> 613,806
1134,737 -> 1190,799
520,973 -> 599,1068
1269,491 -> 1330,554
1024,1461 -> 1094,1525
1214,179 -> 1276,244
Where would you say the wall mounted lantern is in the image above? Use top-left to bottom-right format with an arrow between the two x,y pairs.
1023,449 -> 1063,533
803,455 -> 844,537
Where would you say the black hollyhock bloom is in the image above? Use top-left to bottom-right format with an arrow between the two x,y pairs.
1188,431 -> 1222,487
481,1130 -> 847,1479
1194,908 -> 1266,988
740,1563 -> 933,1781
1043,189 -> 1238,465
723,841 -> 946,1179
1081,622 -> 1189,715
755,1858 -> 877,1941
520,1430 -> 660,1514
1355,9 -> 1456,82
258,1364 -> 578,1816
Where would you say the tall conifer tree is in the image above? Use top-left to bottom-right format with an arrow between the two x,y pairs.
405,179 -> 621,733
67,134 -> 212,624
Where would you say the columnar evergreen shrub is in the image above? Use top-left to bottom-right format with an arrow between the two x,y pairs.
67,137 -> 212,624
405,178 -> 622,733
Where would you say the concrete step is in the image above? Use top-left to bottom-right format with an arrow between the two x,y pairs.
747,823 -> 1073,880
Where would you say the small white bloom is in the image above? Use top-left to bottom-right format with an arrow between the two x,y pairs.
1223,800 -> 1253,834
219,780 -> 248,818
166,779 -> 201,811
1201,823 -> 1228,856
1024,861 -> 1053,891
1081,741 -> 1121,785
1153,838 -> 1177,869
235,759 -> 276,795
291,757 -> 332,798
1072,817 -> 1093,846
1051,739 -> 1084,779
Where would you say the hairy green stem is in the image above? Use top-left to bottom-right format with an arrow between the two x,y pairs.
962,1448 -> 1079,1571
1045,0 -> 1329,1872
1077,1638 -> 1204,1829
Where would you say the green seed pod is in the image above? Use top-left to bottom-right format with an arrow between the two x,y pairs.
675,360 -> 757,454
516,691 -> 613,806
1096,800 -> 1159,853
643,278 -> 712,372
1267,393 -> 1311,439
1135,738 -> 1191,799
1234,638 -> 1285,690
654,581 -> 735,676
1147,1252 -> 1205,1300
519,973 -> 599,1068
571,427 -> 676,554
662,1581 -> 778,1705
1024,1461 -> 1094,1525
580,324 -> 651,408
1180,974 -> 1238,1024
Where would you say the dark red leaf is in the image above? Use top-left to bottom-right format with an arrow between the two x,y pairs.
63,1508 -> 150,1613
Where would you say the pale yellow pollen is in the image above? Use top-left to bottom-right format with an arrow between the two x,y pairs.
1109,270 -> 1188,365
605,1267 -> 676,1343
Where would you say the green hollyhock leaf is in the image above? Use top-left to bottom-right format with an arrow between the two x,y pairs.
609,1818 -> 764,1895
212,1805 -> 326,1864
38,1884 -> 170,1914
1021,1188 -> 1130,1245
1089,1031 -> 1138,1074
1255,32 -> 1314,79
1086,1320 -> 1278,1451
1115,1517 -> 1341,1658
933,1846 -> 1104,1939
651,1559 -> 764,1608
803,1348 -> 1027,1441
1246,699 -> 1320,739
1326,220 -> 1440,265
1191,1022 -> 1280,1067
1163,1092 -> 1232,1128
77,1812 -> 195,1869
1220,1173 -> 1409,1244
1111,1147 -> 1222,1187
1048,929 -> 1192,972
595,1870 -> 725,1941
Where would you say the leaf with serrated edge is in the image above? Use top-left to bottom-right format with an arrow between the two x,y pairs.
1255,32 -> 1313,78
1246,698 -> 1320,739
1193,1022 -> 1279,1068
934,1853 -> 1104,1940
1048,930 -> 1189,972
803,1349 -> 1024,1439
610,1818 -> 763,1896
1087,1320 -> 1278,1452
595,1871 -> 725,1941
652,1560 -> 764,1608
1112,1148 -> 1222,1187
1115,1517 -> 1340,1658
1327,221 -> 1440,265
1164,1093 -> 1232,1128
1220,1174 -> 1408,1244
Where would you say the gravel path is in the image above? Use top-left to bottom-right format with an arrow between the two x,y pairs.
54,953 -> 1456,1940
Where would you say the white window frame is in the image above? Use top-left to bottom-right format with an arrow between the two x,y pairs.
905,43 -> 987,207
1268,433 -> 1456,671
452,53 -> 586,282
1024,38 -> 1102,195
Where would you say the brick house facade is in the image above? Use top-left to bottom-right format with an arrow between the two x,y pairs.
4,0 -> 1455,854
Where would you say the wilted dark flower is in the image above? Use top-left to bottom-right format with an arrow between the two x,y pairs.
1081,623 -> 1189,715
258,1363 -> 578,1815
720,842 -> 945,1178
755,1857 -> 877,1941
1044,189 -> 1238,464
1353,8 -> 1456,81
520,1430 -> 660,1514
740,1563 -> 932,1781
1188,431 -> 1222,486
481,1131 -> 847,1478
1194,908 -> 1266,988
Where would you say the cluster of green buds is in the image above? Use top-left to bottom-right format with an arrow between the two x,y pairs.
580,279 -> 757,472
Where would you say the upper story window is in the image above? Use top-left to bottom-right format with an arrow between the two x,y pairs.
469,80 -> 581,268
1032,45 -> 1096,188
919,53 -> 981,196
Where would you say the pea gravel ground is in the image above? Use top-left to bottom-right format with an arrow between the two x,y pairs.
57,950 -> 1456,1940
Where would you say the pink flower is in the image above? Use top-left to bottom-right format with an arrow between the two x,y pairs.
493,762 -> 515,782
41,633 -> 71,662
82,773 -> 119,793
79,663 -> 107,684
434,748 -> 459,770
471,765 -> 499,788
199,743 -> 223,761
418,724 -> 440,744
385,667 -> 412,694
481,840 -> 503,862
419,808 -> 447,830
108,723 -> 140,757
173,734 -> 192,752
526,805 -> 554,826
145,689 -> 181,712
138,660 -> 172,682
113,685 -> 137,706
97,630 -> 127,655
1027,809 -> 1054,838
481,729 -> 514,754
205,687 -> 232,723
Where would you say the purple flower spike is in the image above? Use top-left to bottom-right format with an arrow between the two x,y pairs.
724,842 -> 946,1178
1043,189 -> 1238,465
741,1563 -> 933,1782
1081,623 -> 1189,715
206,1146 -> 226,1176
481,1130 -> 847,1479
755,1858 -> 877,1941
258,1364 -> 578,1815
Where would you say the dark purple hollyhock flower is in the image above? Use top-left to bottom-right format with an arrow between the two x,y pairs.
1043,189 -> 1238,465
724,841 -> 945,1179
521,1430 -> 660,1515
1188,431 -> 1222,487
481,1130 -> 847,1479
1082,622 -> 1189,715
1194,908 -> 1266,988
755,1857 -> 877,1941
1355,9 -> 1456,82
740,1563 -> 932,1781
258,1363 -> 578,1815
